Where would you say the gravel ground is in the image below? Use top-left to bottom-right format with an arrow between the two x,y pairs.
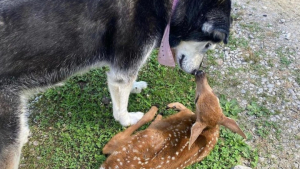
207,0 -> 299,168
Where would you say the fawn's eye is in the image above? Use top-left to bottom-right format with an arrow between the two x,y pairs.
205,43 -> 211,49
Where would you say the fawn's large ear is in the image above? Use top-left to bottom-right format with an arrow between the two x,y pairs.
219,116 -> 247,139
189,122 -> 206,149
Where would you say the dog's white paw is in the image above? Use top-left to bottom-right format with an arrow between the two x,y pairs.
119,112 -> 144,126
131,81 -> 147,93
113,111 -> 120,121
128,112 -> 144,124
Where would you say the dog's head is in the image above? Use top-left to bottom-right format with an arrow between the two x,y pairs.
170,0 -> 231,73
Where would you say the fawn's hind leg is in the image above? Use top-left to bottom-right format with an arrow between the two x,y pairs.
102,106 -> 158,154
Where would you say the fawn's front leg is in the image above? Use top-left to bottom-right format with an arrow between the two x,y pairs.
102,106 -> 158,155
167,102 -> 189,111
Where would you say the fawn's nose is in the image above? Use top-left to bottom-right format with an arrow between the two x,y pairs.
195,70 -> 205,78
195,70 -> 206,84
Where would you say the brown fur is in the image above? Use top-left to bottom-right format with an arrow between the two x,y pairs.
100,71 -> 246,169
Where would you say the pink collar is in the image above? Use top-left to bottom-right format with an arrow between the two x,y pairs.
157,0 -> 179,67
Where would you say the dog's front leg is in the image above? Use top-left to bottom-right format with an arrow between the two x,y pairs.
107,71 -> 144,126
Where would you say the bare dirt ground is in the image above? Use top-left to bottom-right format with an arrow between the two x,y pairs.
248,0 -> 300,42
220,0 -> 300,168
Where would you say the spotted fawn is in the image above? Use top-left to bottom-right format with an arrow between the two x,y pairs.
100,70 -> 246,169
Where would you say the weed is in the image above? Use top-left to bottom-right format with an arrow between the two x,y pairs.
296,69 -> 300,85
246,101 -> 271,117
220,95 -> 242,117
267,59 -> 274,68
296,134 -> 300,140
246,101 -> 281,139
280,56 -> 292,66
240,22 -> 262,32
223,77 -> 242,87
243,48 -> 266,65
206,50 -> 217,66
228,35 -> 249,50
276,47 -> 294,67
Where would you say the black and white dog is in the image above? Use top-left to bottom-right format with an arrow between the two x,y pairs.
0,0 -> 231,168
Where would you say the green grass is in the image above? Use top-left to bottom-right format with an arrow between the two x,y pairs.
240,22 -> 262,32
206,50 -> 218,66
228,35 -> 249,51
276,47 -> 295,67
21,50 -> 257,168
246,101 -> 281,139
296,69 -> 300,85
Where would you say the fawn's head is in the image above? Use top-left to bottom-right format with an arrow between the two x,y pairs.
189,70 -> 246,148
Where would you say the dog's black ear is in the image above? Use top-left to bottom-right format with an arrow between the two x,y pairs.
202,22 -> 229,44
213,29 -> 229,44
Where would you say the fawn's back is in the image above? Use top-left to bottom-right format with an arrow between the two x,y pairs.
101,109 -> 220,169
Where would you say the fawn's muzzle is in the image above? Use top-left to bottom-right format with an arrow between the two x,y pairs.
195,70 -> 206,81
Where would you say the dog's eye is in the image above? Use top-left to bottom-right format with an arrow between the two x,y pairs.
205,43 -> 211,49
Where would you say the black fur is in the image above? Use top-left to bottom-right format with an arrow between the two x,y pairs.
0,0 -> 231,167
170,0 -> 231,47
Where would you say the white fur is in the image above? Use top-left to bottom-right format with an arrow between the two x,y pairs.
19,95 -> 30,146
107,42 -> 156,126
174,41 -> 216,73
202,22 -> 213,34
107,75 -> 139,126
131,81 -> 148,94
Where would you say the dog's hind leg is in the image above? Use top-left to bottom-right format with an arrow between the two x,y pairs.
0,89 -> 30,169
